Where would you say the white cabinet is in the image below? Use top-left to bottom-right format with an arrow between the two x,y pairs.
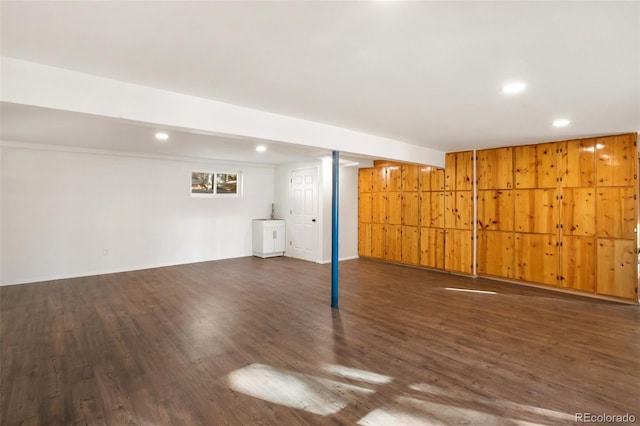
252,219 -> 286,258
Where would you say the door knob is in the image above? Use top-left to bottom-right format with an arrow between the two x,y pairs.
312,219 -> 316,222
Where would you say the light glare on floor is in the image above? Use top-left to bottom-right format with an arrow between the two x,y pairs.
323,363 -> 392,384
227,363 -> 374,416
444,287 -> 496,295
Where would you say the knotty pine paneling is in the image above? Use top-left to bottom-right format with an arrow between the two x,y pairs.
418,165 -> 443,192
420,227 -> 445,269
372,167 -> 387,192
420,192 -> 445,229
559,139 -> 595,188
371,224 -> 385,259
596,238 -> 637,299
385,224 -> 403,263
596,187 -> 636,239
561,236 -> 596,292
387,192 -> 403,225
596,134 -> 637,187
514,189 -> 557,234
515,233 -> 558,286
372,192 -> 386,224
358,223 -> 372,257
358,192 -> 372,223
444,229 -> 473,274
444,191 -> 473,230
387,165 -> 403,192
445,151 -> 474,191
477,147 -> 513,190
402,192 -> 420,227
402,164 -> 420,192
514,142 -> 558,189
561,188 -> 596,236
477,230 -> 514,279
477,190 -> 514,231
358,168 -> 374,192
401,226 -> 420,265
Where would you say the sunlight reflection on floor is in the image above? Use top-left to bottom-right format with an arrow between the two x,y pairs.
409,383 -> 574,422
322,363 -> 392,384
357,396 -> 547,426
227,363 -> 374,416
444,287 -> 497,295
227,363 -> 574,424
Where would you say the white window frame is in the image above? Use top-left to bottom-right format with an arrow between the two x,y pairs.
191,170 -> 242,198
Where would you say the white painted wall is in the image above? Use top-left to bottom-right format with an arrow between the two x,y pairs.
0,144 -> 275,285
274,159 -> 361,264
319,160 -> 360,263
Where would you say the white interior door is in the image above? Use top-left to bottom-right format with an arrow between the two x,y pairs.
290,167 -> 318,262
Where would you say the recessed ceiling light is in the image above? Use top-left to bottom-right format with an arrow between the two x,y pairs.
552,118 -> 571,127
155,132 -> 169,140
501,82 -> 526,94
256,145 -> 267,152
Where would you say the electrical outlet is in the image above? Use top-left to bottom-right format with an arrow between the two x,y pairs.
103,249 -> 109,256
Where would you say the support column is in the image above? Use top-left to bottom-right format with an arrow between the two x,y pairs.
331,150 -> 339,308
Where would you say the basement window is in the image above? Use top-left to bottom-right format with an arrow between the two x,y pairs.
191,171 -> 241,198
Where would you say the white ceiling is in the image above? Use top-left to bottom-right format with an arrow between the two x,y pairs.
1,1 -> 639,160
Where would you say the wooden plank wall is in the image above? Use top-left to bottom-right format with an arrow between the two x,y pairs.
358,132 -> 638,302
420,166 -> 445,269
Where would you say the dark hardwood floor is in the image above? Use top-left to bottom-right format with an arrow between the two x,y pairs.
1,257 -> 639,425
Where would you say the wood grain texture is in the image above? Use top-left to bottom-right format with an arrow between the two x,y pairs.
444,229 -> 473,274
561,188 -> 596,236
420,192 -> 445,229
514,189 -> 557,234
430,168 -> 445,191
401,226 -> 420,265
477,230 -> 515,279
514,142 -> 558,189
445,151 -> 473,191
372,167 -> 387,192
477,190 -> 514,231
596,187 -> 636,239
596,133 -> 637,187
561,236 -> 596,292
371,224 -> 385,259
515,233 -> 558,286
372,193 -> 386,224
384,225 -> 403,263
402,192 -> 420,227
559,139 -> 595,188
402,164 -> 419,192
420,166 -> 444,191
387,166 -> 403,192
358,223 -> 372,257
476,147 -> 513,190
420,227 -> 445,269
358,168 -> 374,193
419,166 -> 436,192
2,257 -> 639,426
597,238 -> 638,299
386,192 -> 403,225
444,191 -> 473,230
358,192 -> 372,224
